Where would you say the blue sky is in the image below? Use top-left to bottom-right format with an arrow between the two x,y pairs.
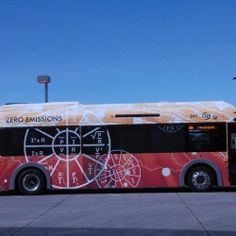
0,0 -> 236,105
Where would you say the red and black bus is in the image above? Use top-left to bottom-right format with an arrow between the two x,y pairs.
0,101 -> 235,194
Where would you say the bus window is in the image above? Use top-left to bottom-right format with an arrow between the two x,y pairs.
108,124 -> 186,153
187,124 -> 226,152
0,129 -> 5,155
231,133 -> 236,149
3,128 -> 26,156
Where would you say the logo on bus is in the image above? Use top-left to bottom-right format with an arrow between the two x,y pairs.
202,112 -> 217,120
158,124 -> 183,133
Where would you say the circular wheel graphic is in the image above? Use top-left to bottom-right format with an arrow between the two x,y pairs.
95,150 -> 141,188
24,126 -> 111,189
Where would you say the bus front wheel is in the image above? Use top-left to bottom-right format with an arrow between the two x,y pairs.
17,169 -> 45,195
186,166 -> 216,192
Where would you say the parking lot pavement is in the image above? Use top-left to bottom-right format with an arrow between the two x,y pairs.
0,191 -> 236,236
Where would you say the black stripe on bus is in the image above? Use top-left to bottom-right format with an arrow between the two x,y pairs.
0,123 -> 227,156
114,113 -> 160,118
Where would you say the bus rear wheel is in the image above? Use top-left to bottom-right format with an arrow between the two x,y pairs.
186,166 -> 215,192
17,169 -> 45,195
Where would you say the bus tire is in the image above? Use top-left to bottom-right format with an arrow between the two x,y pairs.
186,166 -> 215,192
17,168 -> 46,195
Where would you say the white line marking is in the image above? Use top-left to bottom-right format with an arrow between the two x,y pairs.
25,145 -> 53,148
96,174 -> 111,182
34,128 -> 54,139
113,160 -> 123,187
37,154 -> 54,164
25,144 -> 79,148
83,154 -> 105,166
96,165 -> 140,183
83,144 -> 105,147
111,155 -> 117,167
50,160 -> 60,176
75,159 -> 90,182
123,157 -> 133,168
124,178 -> 135,188
118,152 -> 123,165
82,127 -> 100,138
24,129 -> 29,162
105,178 -> 113,188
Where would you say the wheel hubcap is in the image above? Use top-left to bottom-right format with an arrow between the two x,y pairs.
22,174 -> 40,192
191,170 -> 211,190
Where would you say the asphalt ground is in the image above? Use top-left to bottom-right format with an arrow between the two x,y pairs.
0,189 -> 236,236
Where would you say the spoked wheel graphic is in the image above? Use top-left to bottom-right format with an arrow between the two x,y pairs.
95,150 -> 141,188
24,126 -> 111,189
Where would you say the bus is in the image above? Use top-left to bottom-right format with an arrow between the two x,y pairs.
0,100 -> 235,194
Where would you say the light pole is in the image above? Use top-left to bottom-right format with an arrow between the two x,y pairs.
37,75 -> 51,103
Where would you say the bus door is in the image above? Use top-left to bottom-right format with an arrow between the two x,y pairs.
228,123 -> 236,185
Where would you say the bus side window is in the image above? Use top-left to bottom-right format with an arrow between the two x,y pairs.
231,133 -> 236,150
0,129 -> 5,155
187,124 -> 226,152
